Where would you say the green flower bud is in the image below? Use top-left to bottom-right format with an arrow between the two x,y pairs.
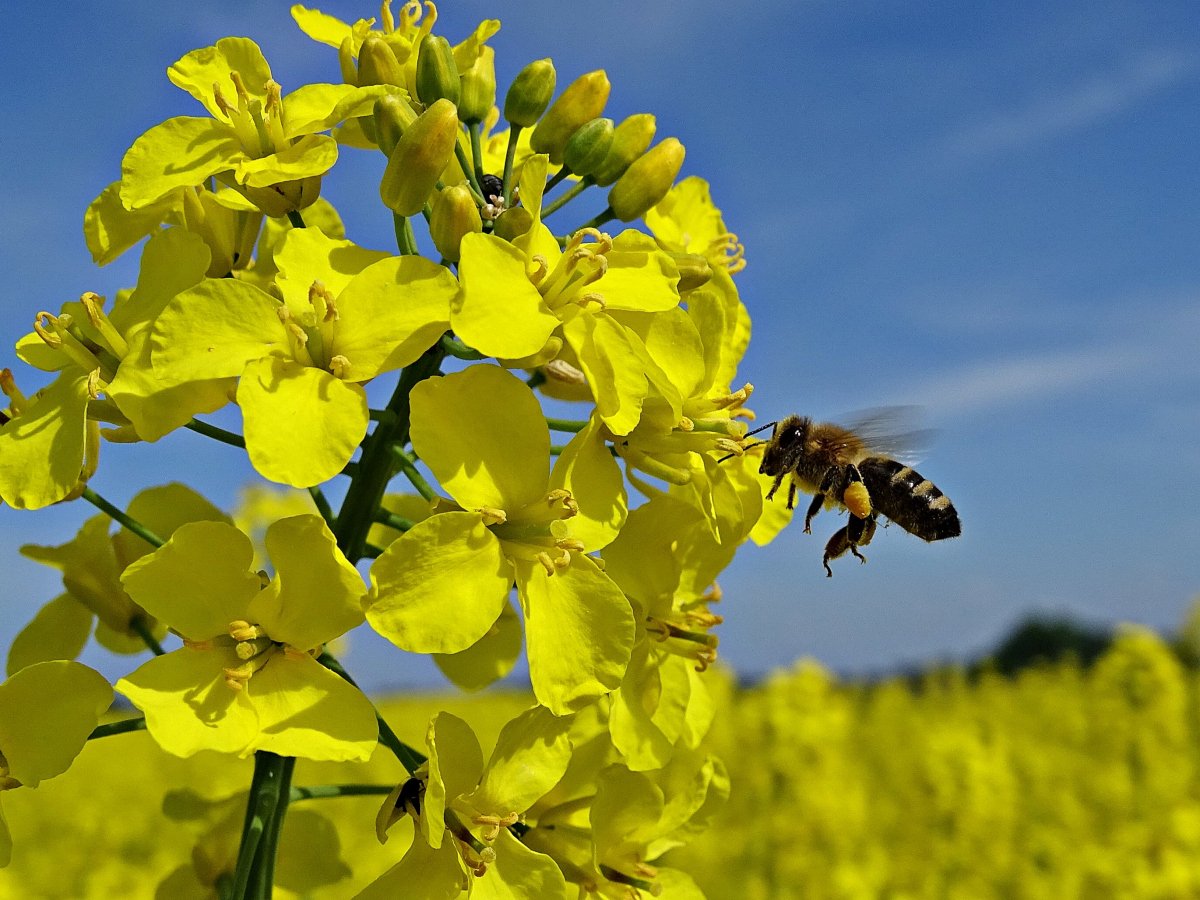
338,37 -> 357,86
459,46 -> 496,125
562,117 -> 614,177
416,34 -> 460,107
380,99 -> 461,216
373,95 -> 417,157
430,185 -> 483,262
358,36 -> 405,88
530,70 -> 610,164
666,252 -> 713,292
493,206 -> 533,241
591,114 -> 656,187
608,137 -> 685,223
504,58 -> 556,127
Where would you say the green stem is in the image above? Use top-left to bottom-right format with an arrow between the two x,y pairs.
88,717 -> 147,740
130,616 -> 166,656
549,445 -> 566,456
308,486 -> 336,529
334,344 -> 444,562
454,141 -> 486,203
230,753 -> 281,900
392,448 -> 438,501
290,783 -> 396,802
374,508 -> 416,532
393,214 -> 419,256
545,417 -> 588,433
542,176 -> 593,219
526,370 -> 547,389
363,542 -> 387,559
186,418 -> 246,449
577,205 -> 616,231
544,167 -> 571,194
469,122 -> 486,190
316,651 -> 427,772
249,756 -> 295,900
81,487 -> 164,548
286,210 -> 306,229
502,124 -> 521,206
440,334 -> 486,360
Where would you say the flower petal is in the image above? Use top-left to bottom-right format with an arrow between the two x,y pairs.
0,661 -> 112,787
549,415 -> 626,551
6,595 -> 93,677
433,600 -> 522,693
117,647 -> 258,757
120,521 -> 261,642
113,482 -> 232,570
595,230 -> 680,312
151,279 -> 286,385
453,233 -> 560,359
273,228 -> 389,312
368,493 -> 434,551
239,356 -> 369,488
0,371 -> 90,510
368,512 -> 511,654
470,706 -> 573,816
245,654 -> 377,762
472,828 -> 569,900
332,255 -> 457,381
83,181 -> 185,266
247,515 -> 365,651
283,83 -> 401,137
516,554 -> 635,715
120,118 -> 244,209
168,38 -> 273,119
609,647 -> 690,771
352,833 -> 466,900
410,365 -> 550,511
236,134 -> 339,188
562,313 -> 648,437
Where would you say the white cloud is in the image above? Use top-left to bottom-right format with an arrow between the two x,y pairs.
944,50 -> 1197,159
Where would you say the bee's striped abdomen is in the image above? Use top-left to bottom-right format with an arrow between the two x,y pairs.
859,457 -> 960,542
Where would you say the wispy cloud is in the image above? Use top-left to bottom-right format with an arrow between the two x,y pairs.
943,50 -> 1197,159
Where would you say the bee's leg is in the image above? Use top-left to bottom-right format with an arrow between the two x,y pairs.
806,469 -> 840,533
823,526 -> 852,577
847,516 -> 878,564
803,493 -> 824,533
786,477 -> 798,511
765,472 -> 785,502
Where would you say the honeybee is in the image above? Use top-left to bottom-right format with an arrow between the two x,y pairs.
749,411 -> 961,576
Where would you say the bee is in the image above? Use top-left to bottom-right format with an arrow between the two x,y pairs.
748,411 -> 961,576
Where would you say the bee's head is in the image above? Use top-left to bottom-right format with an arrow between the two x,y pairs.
759,415 -> 810,476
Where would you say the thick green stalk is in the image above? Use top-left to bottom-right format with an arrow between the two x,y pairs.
230,752 -> 284,900
393,214 -> 419,256
88,717 -> 147,740
130,616 -> 165,656
542,176 -> 593,218
286,210 -> 306,229
186,418 -> 246,448
374,509 -> 417,533
392,448 -> 438,501
577,206 -> 616,231
502,124 -> 521,206
248,755 -> 295,900
308,486 -> 336,529
290,783 -> 395,802
454,141 -> 486,202
81,487 -> 164,548
545,417 -> 588,433
469,122 -> 486,189
440,334 -> 486,360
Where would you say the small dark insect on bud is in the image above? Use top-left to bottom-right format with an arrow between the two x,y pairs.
479,174 -> 503,205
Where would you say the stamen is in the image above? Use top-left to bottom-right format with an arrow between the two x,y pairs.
236,637 -> 273,660
575,292 -> 606,310
714,438 -> 743,456
1,369 -> 28,415
329,355 -> 352,379
182,637 -> 214,651
527,255 -> 549,285
478,507 -> 507,526
381,0 -> 396,32
33,312 -> 63,348
471,812 -> 520,841
545,359 -> 587,384
677,417 -> 694,432
555,538 -> 586,552
213,82 -> 235,118
537,551 -> 556,575
86,369 -> 104,400
80,292 -> 129,359
229,620 -> 265,642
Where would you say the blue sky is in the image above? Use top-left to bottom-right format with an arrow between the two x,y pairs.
1,0 -> 1198,691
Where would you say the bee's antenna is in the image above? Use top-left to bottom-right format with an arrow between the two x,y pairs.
744,421 -> 777,438
717,438 -> 767,464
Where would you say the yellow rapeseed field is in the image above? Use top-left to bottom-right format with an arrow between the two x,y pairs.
4,628 -> 1200,900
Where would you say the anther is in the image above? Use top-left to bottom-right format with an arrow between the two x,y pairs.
714,438 -> 743,456
479,507 -> 507,526
229,620 -> 265,642
555,538 -> 586,552
1,369 -> 28,415
545,359 -> 587,384
182,637 -> 213,651
677,417 -> 695,432
33,313 -> 62,348
329,355 -> 352,379
528,255 -> 549,285
575,292 -> 606,310
213,82 -> 235,117
537,551 -> 556,575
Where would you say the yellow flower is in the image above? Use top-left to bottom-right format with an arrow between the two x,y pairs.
118,37 -> 399,217
453,155 -> 682,435
0,661 -> 113,867
644,175 -> 746,275
366,364 -> 635,714
115,515 -> 377,761
11,483 -> 228,671
363,707 -> 573,897
149,227 -> 457,486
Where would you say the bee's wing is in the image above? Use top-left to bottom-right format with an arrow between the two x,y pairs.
838,406 -> 934,466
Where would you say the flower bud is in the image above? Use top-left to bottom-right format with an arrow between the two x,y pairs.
373,94 -> 417,157
239,176 -> 322,218
608,137 -> 685,222
562,117 -> 614,177
458,46 -> 496,125
380,99 -> 461,216
493,206 -> 533,241
358,36 -> 406,88
666,252 -> 713,292
416,34 -> 460,107
430,185 -> 483,262
504,58 -> 556,127
530,70 -> 610,164
591,114 -> 657,187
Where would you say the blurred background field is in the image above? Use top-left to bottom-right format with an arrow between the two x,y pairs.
7,614 -> 1200,900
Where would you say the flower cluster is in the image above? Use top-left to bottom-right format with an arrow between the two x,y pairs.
0,3 -> 784,897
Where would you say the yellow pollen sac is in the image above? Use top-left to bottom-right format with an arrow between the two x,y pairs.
714,438 -> 742,457
677,417 -> 695,432
574,291 -> 606,310
80,292 -> 129,360
229,620 -> 266,642
223,647 -> 275,691
537,551 -> 556,576
478,507 -> 508,526
230,71 -> 252,108
544,359 -> 587,384
472,812 -> 520,841
1,368 -> 28,415
380,0 -> 396,32
708,232 -> 746,274
546,488 -> 580,519
555,538 -> 586,553
181,636 -> 214,651
212,82 -> 235,118
844,482 -> 872,519
309,281 -> 339,322
86,369 -> 106,400
33,312 -> 63,348
329,355 -> 352,379
702,582 -> 723,603
527,255 -> 549,285
236,637 -> 274,660
284,645 -> 318,661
